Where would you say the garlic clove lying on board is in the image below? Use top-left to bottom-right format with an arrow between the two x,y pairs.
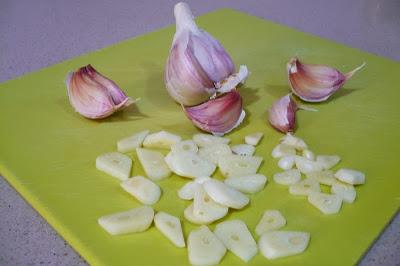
268,94 -> 298,133
66,64 -> 134,119
287,57 -> 365,102
165,2 -> 247,106
183,90 -> 245,136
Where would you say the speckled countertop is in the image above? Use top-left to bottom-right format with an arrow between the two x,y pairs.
0,0 -> 399,265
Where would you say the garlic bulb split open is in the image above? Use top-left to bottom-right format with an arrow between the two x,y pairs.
66,64 -> 134,119
165,2 -> 248,107
268,94 -> 298,133
184,90 -> 245,136
287,57 -> 365,102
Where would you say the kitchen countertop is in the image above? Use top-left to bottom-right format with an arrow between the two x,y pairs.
0,0 -> 399,265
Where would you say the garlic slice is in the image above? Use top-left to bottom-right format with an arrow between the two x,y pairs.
215,65 -> 249,94
308,192 -> 342,214
120,176 -> 161,205
192,133 -> 230,147
295,156 -> 324,174
335,168 -> 365,185
171,139 -> 198,154
198,143 -> 232,165
268,94 -> 298,133
244,132 -> 264,146
231,144 -> 255,156
316,155 -> 341,170
255,210 -> 287,236
331,182 -> 356,203
289,178 -> 321,196
183,90 -> 245,136
271,144 -> 296,158
273,169 -> 301,185
306,170 -> 336,186
280,134 -> 307,151
287,57 -> 365,102
66,64 -> 135,119
224,174 -> 267,194
218,154 -> 263,178
165,151 -> 216,179
203,179 -> 249,209
277,155 -> 296,170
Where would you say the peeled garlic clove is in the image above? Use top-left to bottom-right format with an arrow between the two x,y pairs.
66,64 -> 134,119
183,90 -> 245,136
166,2 -> 246,106
268,94 -> 298,133
287,57 -> 365,102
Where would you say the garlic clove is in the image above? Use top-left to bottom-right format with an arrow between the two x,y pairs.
183,90 -> 245,136
287,57 -> 365,102
165,2 -> 236,106
268,94 -> 298,133
66,64 -> 134,119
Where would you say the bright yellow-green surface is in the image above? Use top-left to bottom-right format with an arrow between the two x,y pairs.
0,9 -> 399,266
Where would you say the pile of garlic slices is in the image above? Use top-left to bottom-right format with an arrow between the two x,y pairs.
95,130 -> 312,264
272,134 -> 366,214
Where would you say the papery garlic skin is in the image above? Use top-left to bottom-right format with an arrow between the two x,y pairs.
268,94 -> 298,133
66,65 -> 133,119
184,90 -> 245,136
165,2 -> 238,106
287,57 -> 365,102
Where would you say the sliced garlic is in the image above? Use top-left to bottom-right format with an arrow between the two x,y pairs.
120,176 -> 161,205
187,225 -> 227,266
218,154 -> 263,177
98,206 -> 154,235
306,170 -> 336,186
335,168 -> 365,185
66,64 -> 135,119
224,174 -> 267,194
271,144 -> 296,158
136,148 -> 171,181
268,94 -> 298,133
295,156 -> 324,174
184,203 -> 228,225
231,144 -> 255,156
192,133 -> 230,147
142,131 -> 181,149
214,220 -> 258,262
117,130 -> 149,153
183,90 -> 246,136
255,210 -> 286,236
277,155 -> 296,170
308,192 -> 342,214
273,169 -> 301,185
96,152 -> 132,181
154,211 -> 185,248
316,155 -> 341,170
302,149 -> 315,161
198,143 -> 232,165
178,181 -> 199,200
280,133 -> 307,151
192,185 -> 229,224
259,231 -> 310,260
331,182 -> 356,203
289,178 -> 320,196
287,57 -> 365,102
244,132 -> 264,146
165,151 -> 216,179
171,139 -> 198,154
203,179 -> 249,209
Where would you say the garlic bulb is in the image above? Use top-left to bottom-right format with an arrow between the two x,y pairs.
165,2 -> 248,106
66,64 -> 134,119
184,90 -> 245,136
268,94 -> 297,133
287,57 -> 365,102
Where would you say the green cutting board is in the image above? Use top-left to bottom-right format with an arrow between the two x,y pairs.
0,9 -> 399,266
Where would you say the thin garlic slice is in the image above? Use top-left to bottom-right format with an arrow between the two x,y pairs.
192,133 -> 230,147
244,132 -> 264,146
331,182 -> 356,203
198,143 -> 232,165
295,156 -> 324,174
154,212 -> 185,248
231,144 -> 255,156
287,57 -> 365,102
143,131 -> 181,149
277,155 -> 296,170
289,178 -> 321,196
335,168 -> 365,185
218,154 -> 263,177
96,152 -> 132,181
120,176 -> 161,205
136,148 -> 171,181
117,130 -> 149,153
302,149 -> 315,161
165,151 -> 216,179
316,155 -> 341,170
203,179 -> 249,209
271,144 -> 296,158
306,170 -> 336,186
308,192 -> 342,214
255,210 -> 286,236
280,133 -> 307,151
273,169 -> 301,185
224,174 -> 267,194
171,139 -> 198,154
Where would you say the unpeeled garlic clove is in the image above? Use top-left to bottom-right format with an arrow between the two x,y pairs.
183,90 -> 245,136
66,64 -> 134,119
165,2 -> 247,106
268,94 -> 297,133
287,57 -> 365,102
